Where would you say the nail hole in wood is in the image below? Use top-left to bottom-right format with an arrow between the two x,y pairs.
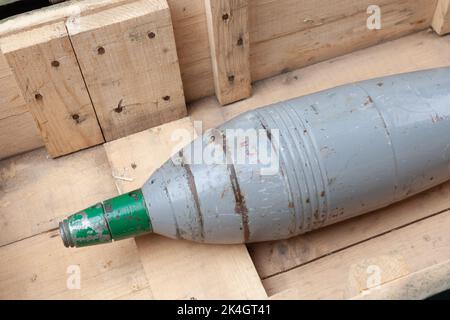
228,75 -> 235,83
97,46 -> 105,55
148,32 -> 156,39
35,93 -> 43,101
51,60 -> 60,67
222,13 -> 229,20
237,38 -> 243,46
72,114 -> 80,122
163,95 -> 171,101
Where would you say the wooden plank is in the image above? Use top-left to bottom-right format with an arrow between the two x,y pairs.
265,210 -> 450,299
67,0 -> 187,141
205,0 -> 251,105
0,0 -> 137,37
0,22 -> 105,157
0,111 -> 43,159
0,48 -> 43,159
0,146 -> 118,246
104,117 -> 268,299
249,0 -> 437,82
0,232 -> 151,299
351,259 -> 450,300
167,0 -> 214,102
432,0 -> 450,35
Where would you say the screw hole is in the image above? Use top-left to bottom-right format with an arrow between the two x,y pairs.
51,60 -> 60,67
72,114 -> 80,121
97,46 -> 105,55
237,38 -> 243,46
222,13 -> 229,20
228,75 -> 235,83
35,93 -> 43,101
148,32 -> 156,39
163,95 -> 171,101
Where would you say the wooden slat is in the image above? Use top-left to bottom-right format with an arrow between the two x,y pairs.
265,210 -> 450,299
0,232 -> 151,299
0,22 -> 104,157
351,259 -> 450,300
104,117 -> 268,299
432,0 -> 450,35
205,0 -> 251,105
0,146 -> 118,246
67,0 -> 187,141
167,0 -> 214,102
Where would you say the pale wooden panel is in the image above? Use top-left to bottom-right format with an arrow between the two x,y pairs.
264,210 -> 450,299
249,0 -> 438,81
0,49 -> 43,159
0,146 -> 118,246
68,0 -> 187,141
432,0 -> 450,35
0,111 -> 43,160
167,0 -> 215,102
205,0 -> 251,105
351,259 -> 450,300
0,232 -> 151,300
104,117 -> 267,299
0,0 -> 137,37
1,22 -> 105,157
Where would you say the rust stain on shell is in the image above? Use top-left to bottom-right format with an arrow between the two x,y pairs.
183,163 -> 205,240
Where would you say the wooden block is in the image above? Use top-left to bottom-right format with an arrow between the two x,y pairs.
0,22 -> 105,157
264,210 -> 450,299
0,146 -> 118,246
0,231 -> 151,299
104,117 -> 267,299
432,0 -> 450,35
67,0 -> 187,141
205,0 -> 251,105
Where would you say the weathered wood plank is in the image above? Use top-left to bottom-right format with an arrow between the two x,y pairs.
67,0 -> 186,141
432,0 -> 450,35
0,22 -> 104,157
0,233 -> 151,299
104,117 -> 268,299
205,0 -> 251,105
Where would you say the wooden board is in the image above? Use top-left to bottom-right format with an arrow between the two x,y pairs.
0,22 -> 104,157
432,0 -> 450,35
0,232 -> 151,299
205,0 -> 251,105
68,0 -> 187,141
104,117 -> 268,299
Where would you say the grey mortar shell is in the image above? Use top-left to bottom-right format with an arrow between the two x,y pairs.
142,67 -> 450,244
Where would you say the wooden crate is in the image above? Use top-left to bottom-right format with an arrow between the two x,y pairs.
0,0 -> 450,299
